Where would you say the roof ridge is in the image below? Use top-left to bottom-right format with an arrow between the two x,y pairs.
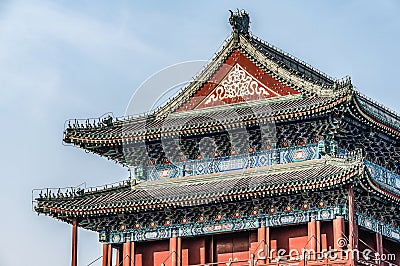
248,33 -> 337,84
153,35 -> 236,119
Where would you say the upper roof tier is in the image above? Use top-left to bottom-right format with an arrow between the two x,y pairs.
63,10 -> 400,166
230,9 -> 335,86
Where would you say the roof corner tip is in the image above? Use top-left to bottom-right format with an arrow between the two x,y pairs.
332,75 -> 353,93
229,9 -> 250,40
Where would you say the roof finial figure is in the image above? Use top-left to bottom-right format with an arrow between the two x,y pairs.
229,9 -> 250,35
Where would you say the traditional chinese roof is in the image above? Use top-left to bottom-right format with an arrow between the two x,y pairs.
35,157 -> 363,226
362,160 -> 400,203
62,11 -> 399,168
352,91 -> 400,135
65,94 -> 348,145
35,154 -> 400,234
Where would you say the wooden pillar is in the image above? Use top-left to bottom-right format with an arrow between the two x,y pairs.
177,237 -> 182,266
333,216 -> 344,251
170,237 -> 178,266
200,239 -> 205,264
102,244 -> 109,266
308,219 -> 317,260
130,242 -> 135,266
265,227 -> 270,263
348,187 -> 355,249
354,222 -> 359,250
211,235 -> 214,263
376,233 -> 383,265
348,187 -> 356,266
257,226 -> 266,264
107,244 -> 113,266
316,221 -> 321,254
71,219 -> 78,266
123,242 -> 131,266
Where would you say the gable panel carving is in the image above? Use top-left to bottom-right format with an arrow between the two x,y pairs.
176,50 -> 300,112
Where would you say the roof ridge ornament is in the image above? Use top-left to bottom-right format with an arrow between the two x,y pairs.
229,9 -> 250,36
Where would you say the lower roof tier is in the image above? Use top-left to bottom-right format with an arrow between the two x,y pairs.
34,156 -> 400,242
35,157 -> 363,219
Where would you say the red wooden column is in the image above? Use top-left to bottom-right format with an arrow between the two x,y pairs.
308,218 -> 317,260
265,227 -> 270,263
354,222 -> 359,250
348,187 -> 356,266
107,244 -> 113,266
316,221 -> 321,254
257,226 -> 266,264
123,242 -> 132,266
102,244 -> 109,266
200,239 -> 206,264
170,237 -> 178,266
130,242 -> 135,266
71,219 -> 78,266
376,233 -> 383,265
333,216 -> 344,251
177,237 -> 182,266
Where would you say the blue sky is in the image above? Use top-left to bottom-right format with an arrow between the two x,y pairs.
0,1 -> 399,265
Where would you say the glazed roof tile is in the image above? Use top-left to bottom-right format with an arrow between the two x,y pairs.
248,35 -> 335,86
354,91 -> 400,132
64,93 -> 350,146
35,158 -> 362,217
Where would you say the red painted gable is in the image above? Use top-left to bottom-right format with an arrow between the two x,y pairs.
176,49 -> 300,112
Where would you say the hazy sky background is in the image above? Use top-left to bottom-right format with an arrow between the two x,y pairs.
0,1 -> 399,265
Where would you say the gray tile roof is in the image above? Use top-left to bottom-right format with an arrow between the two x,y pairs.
35,159 -> 362,217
